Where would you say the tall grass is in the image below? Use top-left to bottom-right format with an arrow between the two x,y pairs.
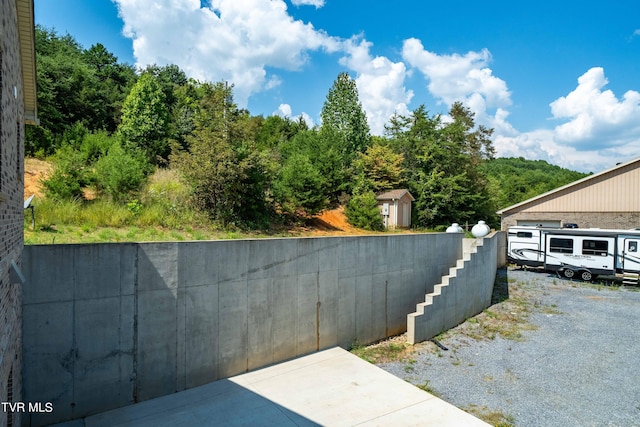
27,168 -> 210,232
27,198 -> 134,228
137,168 -> 209,228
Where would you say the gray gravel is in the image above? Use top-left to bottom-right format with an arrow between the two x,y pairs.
378,268 -> 640,427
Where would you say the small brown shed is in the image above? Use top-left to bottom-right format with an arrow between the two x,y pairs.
376,189 -> 414,229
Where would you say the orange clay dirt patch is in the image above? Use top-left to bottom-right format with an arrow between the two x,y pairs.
24,157 -> 98,200
304,206 -> 367,236
318,207 -> 352,229
24,157 -> 51,200
301,206 -> 414,237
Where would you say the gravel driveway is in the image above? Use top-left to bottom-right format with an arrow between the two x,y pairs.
377,268 -> 640,427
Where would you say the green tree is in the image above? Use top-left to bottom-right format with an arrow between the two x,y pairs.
254,115 -> 303,150
59,121 -> 89,151
385,105 -> 440,185
27,27 -> 137,155
143,64 -> 193,147
386,104 -> 497,228
352,143 -> 405,193
273,152 -> 327,216
320,72 -> 371,197
142,64 -> 188,109
450,102 -> 495,164
119,73 -> 171,163
93,143 -> 151,203
25,125 -> 55,158
83,43 -> 137,132
41,145 -> 91,201
170,79 -> 203,150
345,191 -> 383,231
79,130 -> 117,164
321,72 -> 371,156
278,127 -> 345,204
34,26 -> 92,136
172,82 -> 270,227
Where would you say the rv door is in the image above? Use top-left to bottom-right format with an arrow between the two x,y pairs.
507,228 -> 543,266
621,238 -> 640,273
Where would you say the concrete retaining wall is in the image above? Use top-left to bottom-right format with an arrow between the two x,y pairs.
407,233 -> 503,344
22,233 -> 470,426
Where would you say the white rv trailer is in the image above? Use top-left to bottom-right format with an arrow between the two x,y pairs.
507,226 -> 640,282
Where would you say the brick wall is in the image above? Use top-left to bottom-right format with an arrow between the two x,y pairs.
1,0 -> 27,425
501,212 -> 640,230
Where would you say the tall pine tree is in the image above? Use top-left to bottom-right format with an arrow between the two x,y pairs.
320,72 -> 372,200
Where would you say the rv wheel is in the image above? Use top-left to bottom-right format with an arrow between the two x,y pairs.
580,270 -> 592,281
563,269 -> 575,279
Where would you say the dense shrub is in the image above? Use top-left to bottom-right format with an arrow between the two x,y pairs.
80,130 -> 116,164
25,125 -> 56,158
345,191 -> 384,231
93,144 -> 151,202
41,145 -> 91,200
273,152 -> 327,216
137,168 -> 209,228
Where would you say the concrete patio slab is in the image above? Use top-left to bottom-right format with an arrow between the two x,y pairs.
55,347 -> 488,427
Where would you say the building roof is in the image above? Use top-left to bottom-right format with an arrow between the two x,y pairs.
497,156 -> 640,215
17,0 -> 38,125
376,189 -> 415,201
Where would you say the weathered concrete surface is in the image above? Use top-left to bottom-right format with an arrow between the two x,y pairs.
52,347 -> 489,427
21,244 -> 137,426
407,232 -> 504,344
22,233 -> 472,426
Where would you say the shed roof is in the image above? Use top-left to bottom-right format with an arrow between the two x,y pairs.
376,189 -> 414,201
497,156 -> 640,215
17,0 -> 38,125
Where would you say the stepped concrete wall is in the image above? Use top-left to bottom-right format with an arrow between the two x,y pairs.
22,233 -> 483,426
407,232 -> 503,344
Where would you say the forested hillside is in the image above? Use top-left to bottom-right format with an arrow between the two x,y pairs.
482,157 -> 589,211
27,26 -> 587,237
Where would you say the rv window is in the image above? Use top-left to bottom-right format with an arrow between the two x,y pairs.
629,241 -> 638,253
582,240 -> 608,256
549,238 -> 573,254
517,232 -> 533,238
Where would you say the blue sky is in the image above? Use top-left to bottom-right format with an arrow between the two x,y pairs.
35,0 -> 640,172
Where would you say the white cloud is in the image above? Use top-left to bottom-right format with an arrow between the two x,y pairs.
276,103 -> 292,117
290,0 -> 325,8
393,41 -> 640,173
115,0 -> 339,106
265,75 -> 282,90
401,37 -> 514,136
401,38 -> 511,107
549,67 -> 640,149
491,68 -> 640,173
398,46 -> 640,172
339,37 -> 414,135
634,29 -> 640,37
494,129 -> 640,173
299,112 -> 314,128
274,103 -> 315,127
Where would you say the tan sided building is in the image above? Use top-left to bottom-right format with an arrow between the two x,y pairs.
498,157 -> 640,230
1,0 -> 37,425
376,189 -> 414,229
